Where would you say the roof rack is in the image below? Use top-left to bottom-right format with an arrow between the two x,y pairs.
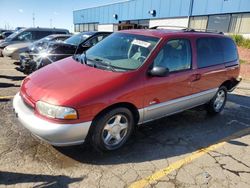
150,25 -> 187,29
150,25 -> 224,35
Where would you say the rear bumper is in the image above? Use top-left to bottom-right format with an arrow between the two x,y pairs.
13,93 -> 92,146
228,76 -> 242,92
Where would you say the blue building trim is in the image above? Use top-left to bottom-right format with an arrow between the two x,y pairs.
73,0 -> 250,24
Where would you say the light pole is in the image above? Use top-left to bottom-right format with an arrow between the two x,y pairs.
32,13 -> 35,27
50,19 -> 53,28
188,0 -> 194,29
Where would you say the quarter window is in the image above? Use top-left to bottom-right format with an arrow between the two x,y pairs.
197,38 -> 224,68
154,39 -> 192,72
220,38 -> 238,63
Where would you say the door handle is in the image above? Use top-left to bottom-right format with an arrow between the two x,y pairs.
190,74 -> 201,82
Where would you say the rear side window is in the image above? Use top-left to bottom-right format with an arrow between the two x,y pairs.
33,31 -> 68,40
56,31 -> 68,34
33,31 -> 53,40
197,37 -> 224,68
220,38 -> 238,63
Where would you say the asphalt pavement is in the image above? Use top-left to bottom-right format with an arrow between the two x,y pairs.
0,57 -> 250,188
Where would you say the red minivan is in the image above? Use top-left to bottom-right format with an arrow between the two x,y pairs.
13,29 -> 241,151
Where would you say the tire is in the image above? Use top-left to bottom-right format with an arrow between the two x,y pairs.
206,86 -> 227,115
91,107 -> 135,151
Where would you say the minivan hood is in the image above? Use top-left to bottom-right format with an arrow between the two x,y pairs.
21,57 -> 130,107
5,42 -> 30,51
8,42 -> 31,49
0,41 -> 9,48
49,42 -> 76,50
46,42 -> 77,55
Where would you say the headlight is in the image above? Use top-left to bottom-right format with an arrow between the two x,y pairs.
36,101 -> 78,120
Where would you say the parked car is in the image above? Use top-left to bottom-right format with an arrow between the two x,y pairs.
13,29 -> 241,151
0,27 -> 69,56
3,34 -> 71,60
17,31 -> 111,74
0,31 -> 14,40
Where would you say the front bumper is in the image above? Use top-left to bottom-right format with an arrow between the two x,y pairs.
2,48 -> 13,57
13,93 -> 92,146
11,51 -> 20,60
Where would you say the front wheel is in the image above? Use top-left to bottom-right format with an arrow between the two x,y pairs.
91,108 -> 135,151
206,86 -> 227,115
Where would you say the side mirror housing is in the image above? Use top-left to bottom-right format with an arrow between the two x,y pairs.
148,66 -> 169,77
82,42 -> 91,48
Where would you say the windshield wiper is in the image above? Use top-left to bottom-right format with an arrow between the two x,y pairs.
91,57 -> 116,72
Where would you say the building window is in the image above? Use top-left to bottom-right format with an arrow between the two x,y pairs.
89,23 -> 94,31
207,14 -> 231,33
228,13 -> 250,34
238,13 -> 250,34
94,24 -> 98,31
75,23 -> 98,32
74,24 -> 80,32
229,14 -> 242,33
80,24 -> 84,32
189,16 -> 208,30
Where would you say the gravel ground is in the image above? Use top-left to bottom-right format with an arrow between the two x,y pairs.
0,57 -> 250,188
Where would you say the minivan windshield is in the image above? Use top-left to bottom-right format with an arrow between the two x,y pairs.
86,33 -> 159,71
64,33 -> 91,46
4,29 -> 24,41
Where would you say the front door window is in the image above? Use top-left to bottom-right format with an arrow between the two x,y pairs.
154,39 -> 192,72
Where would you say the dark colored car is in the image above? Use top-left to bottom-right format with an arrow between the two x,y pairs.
28,34 -> 72,50
18,31 -> 111,74
13,29 -> 241,151
0,31 -> 14,40
16,34 -> 72,71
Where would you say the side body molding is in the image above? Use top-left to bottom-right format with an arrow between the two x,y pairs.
138,88 -> 218,124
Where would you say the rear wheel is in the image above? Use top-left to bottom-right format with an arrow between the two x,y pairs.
207,86 -> 227,115
91,107 -> 135,151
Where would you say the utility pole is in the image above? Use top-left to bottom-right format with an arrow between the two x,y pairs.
50,18 -> 53,28
188,0 -> 194,29
32,13 -> 35,27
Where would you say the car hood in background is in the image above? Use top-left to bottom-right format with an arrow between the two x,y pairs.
5,42 -> 31,51
48,42 -> 77,53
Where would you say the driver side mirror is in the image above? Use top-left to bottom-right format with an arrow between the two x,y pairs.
82,41 -> 91,48
148,66 -> 169,77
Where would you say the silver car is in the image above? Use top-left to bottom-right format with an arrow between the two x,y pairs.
0,27 -> 69,57
3,34 -> 71,60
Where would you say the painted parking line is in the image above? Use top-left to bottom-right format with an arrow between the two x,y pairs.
0,96 -> 14,100
129,126 -> 250,188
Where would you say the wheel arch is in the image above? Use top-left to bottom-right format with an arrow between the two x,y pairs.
85,102 -> 140,142
220,79 -> 236,91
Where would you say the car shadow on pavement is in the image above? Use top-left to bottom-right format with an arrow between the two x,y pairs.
228,93 -> 250,107
0,82 -> 20,88
0,171 -> 84,187
13,61 -> 21,65
0,75 -> 25,81
55,94 -> 250,165
0,98 -> 11,102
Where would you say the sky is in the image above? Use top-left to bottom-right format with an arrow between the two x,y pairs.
0,0 -> 128,32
